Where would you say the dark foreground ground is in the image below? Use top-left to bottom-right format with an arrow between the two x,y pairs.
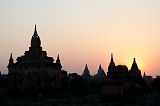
1,75 -> 160,106
0,87 -> 160,106
0,94 -> 160,106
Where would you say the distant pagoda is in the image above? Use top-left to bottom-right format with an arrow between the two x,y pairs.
82,64 -> 91,79
94,64 -> 106,80
129,58 -> 142,78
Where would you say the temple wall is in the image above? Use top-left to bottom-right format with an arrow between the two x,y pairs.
8,66 -> 61,90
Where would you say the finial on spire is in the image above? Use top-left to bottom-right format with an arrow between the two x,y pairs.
131,57 -> 139,71
85,64 -> 89,70
99,64 -> 102,69
10,53 -> 13,59
85,64 -> 89,71
111,53 -> 114,62
134,58 -> 136,62
57,54 -> 60,60
109,53 -> 115,66
56,54 -> 61,64
82,64 -> 91,78
8,53 -> 14,65
33,24 -> 38,37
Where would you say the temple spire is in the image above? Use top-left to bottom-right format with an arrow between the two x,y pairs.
82,64 -> 91,79
8,53 -> 14,68
33,25 -> 38,37
97,64 -> 106,80
131,58 -> 139,70
9,53 -> 13,62
109,53 -> 115,66
134,57 -> 136,63
111,53 -> 113,62
57,54 -> 60,61
85,64 -> 89,71
99,64 -> 102,70
31,25 -> 41,48
56,54 -> 60,62
129,58 -> 142,78
84,64 -> 90,74
56,54 -> 61,69
10,53 -> 13,60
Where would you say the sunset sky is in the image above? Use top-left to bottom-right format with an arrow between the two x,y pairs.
0,0 -> 160,77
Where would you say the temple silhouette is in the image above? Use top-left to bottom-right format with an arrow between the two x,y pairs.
82,54 -> 144,95
7,25 -> 62,94
2,25 -> 160,105
7,25 -> 147,96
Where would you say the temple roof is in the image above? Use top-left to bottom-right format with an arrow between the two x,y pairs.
10,53 -> 13,60
131,58 -> 139,71
82,64 -> 91,77
31,25 -> 41,48
9,25 -> 62,69
109,53 -> 115,66
97,64 -> 106,76
33,25 -> 38,37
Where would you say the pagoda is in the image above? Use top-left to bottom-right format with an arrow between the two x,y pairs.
8,25 -> 62,92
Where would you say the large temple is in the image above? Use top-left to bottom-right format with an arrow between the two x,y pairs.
8,25 -> 62,93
